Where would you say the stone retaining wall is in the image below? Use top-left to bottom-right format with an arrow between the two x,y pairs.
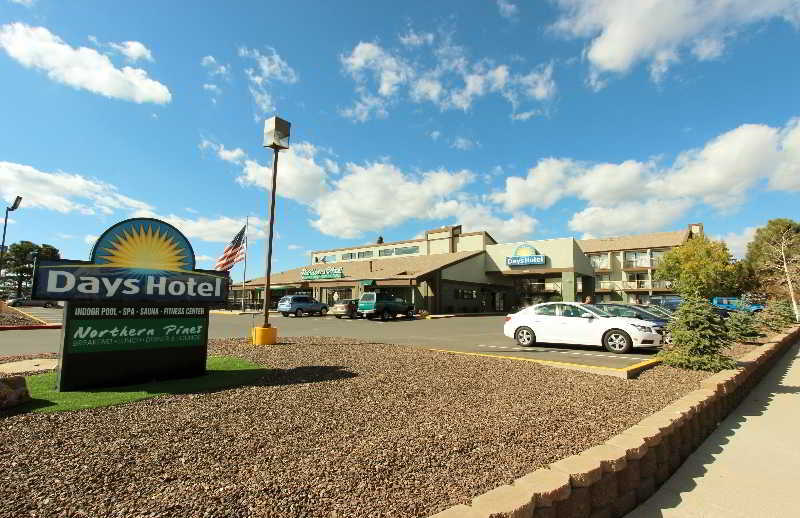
431,327 -> 800,518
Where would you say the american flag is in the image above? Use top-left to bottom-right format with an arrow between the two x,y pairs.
215,225 -> 247,271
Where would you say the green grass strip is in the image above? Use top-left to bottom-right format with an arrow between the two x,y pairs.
20,356 -> 266,414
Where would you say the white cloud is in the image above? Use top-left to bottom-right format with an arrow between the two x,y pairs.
429,130 -> 441,140
489,117 -> 800,236
131,210 -> 267,242
340,35 -> 556,121
55,233 -> 73,239
451,137 -> 477,150
429,199 -> 537,242
0,23 -> 171,104
109,40 -> 153,62
551,0 -> 800,85
84,235 -> 99,245
1,161 -> 153,215
201,138 -> 330,205
568,199 -> 694,237
287,244 -> 302,250
195,255 -> 215,263
238,47 -> 297,117
717,225 -> 760,259
512,110 -> 538,121
203,83 -> 221,94
9,0 -> 35,6
311,163 -> 473,238
399,29 -> 434,47
497,0 -> 519,19
201,55 -> 229,77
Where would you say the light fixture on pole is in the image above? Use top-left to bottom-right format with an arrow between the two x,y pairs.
253,116 -> 290,345
0,196 -> 22,282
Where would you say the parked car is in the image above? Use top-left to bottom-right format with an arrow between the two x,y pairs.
357,292 -> 415,320
331,298 -> 359,319
634,304 -> 674,319
596,303 -> 670,344
7,297 -> 61,308
711,297 -> 764,313
503,302 -> 663,353
277,295 -> 328,317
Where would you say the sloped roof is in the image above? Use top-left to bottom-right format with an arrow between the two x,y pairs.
243,250 -> 483,286
578,230 -> 689,253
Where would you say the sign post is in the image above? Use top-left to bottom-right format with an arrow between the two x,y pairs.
31,218 -> 229,391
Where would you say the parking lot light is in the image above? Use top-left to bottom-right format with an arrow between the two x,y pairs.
1,195 -> 22,280
253,117 -> 290,345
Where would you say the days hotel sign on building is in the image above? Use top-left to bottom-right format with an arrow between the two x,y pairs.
31,218 -> 229,391
506,244 -> 546,267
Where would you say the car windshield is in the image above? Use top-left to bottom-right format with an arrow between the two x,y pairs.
633,305 -> 667,319
360,293 -> 375,302
279,297 -> 291,303
579,304 -> 613,317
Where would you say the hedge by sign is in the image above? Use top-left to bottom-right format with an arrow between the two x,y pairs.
301,266 -> 344,280
31,218 -> 228,391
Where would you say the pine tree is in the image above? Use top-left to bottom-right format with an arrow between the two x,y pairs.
758,300 -> 796,332
725,310 -> 760,343
658,295 -> 736,372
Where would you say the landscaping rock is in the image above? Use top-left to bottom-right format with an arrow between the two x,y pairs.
0,376 -> 31,409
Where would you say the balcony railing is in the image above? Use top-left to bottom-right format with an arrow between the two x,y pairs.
621,280 -> 651,290
623,258 -> 652,268
527,282 -> 562,293
597,280 -> 616,290
590,260 -> 611,270
651,280 -> 673,289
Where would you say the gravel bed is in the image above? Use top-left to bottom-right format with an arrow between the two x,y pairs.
0,353 -> 58,367
0,310 -> 40,327
2,337 -> 709,517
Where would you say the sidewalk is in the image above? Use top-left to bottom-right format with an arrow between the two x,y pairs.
628,341 -> 800,518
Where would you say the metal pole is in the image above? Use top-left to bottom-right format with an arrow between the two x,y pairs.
242,216 -> 248,312
0,207 -> 9,279
262,147 -> 279,328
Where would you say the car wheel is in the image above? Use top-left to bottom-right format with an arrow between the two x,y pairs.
381,309 -> 390,321
515,326 -> 535,347
43,303 -> 52,308
335,315 -> 342,319
406,308 -> 415,320
320,307 -> 328,316
295,309 -> 304,318
604,329 -> 632,353
281,312 -> 289,317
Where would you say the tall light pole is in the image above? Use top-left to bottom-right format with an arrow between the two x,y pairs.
260,117 -> 290,331
0,196 -> 22,285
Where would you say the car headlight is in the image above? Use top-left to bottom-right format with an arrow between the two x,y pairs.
631,324 -> 652,333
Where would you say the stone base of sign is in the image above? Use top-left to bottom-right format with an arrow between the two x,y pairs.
252,326 -> 278,345
428,326 -> 800,518
0,376 -> 31,409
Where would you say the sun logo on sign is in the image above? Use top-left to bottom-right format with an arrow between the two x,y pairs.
513,244 -> 538,257
97,224 -> 190,272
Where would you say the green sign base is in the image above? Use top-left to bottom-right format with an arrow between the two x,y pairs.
58,302 -> 210,391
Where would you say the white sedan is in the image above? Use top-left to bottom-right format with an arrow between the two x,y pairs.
503,302 -> 662,353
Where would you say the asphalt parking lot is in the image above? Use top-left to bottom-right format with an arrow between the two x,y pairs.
1,309 -> 658,370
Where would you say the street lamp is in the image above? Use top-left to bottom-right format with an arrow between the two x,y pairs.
253,116 -> 290,345
0,196 -> 22,283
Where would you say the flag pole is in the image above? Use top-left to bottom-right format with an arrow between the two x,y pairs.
242,216 -> 248,312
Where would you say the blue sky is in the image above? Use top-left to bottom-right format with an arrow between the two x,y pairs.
1,0 -> 799,281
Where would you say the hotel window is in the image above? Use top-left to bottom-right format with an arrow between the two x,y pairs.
378,248 -> 394,256
357,251 -> 374,259
341,253 -> 356,260
395,246 -> 420,255
455,288 -> 477,299
589,254 -> 609,269
316,254 -> 337,263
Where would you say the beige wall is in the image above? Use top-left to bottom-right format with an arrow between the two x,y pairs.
441,253 -> 502,284
571,240 -> 596,276
485,238 -> 577,272
455,233 -> 486,253
428,236 -> 451,255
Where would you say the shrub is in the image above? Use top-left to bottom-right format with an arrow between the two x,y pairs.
725,310 -> 761,343
758,300 -> 796,332
658,295 -> 735,372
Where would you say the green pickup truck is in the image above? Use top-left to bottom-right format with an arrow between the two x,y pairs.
357,292 -> 415,320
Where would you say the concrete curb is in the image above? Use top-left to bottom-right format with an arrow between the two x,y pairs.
428,325 -> 800,518
0,324 -> 62,331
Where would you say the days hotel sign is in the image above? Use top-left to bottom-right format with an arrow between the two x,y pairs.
506,243 -> 546,267
31,218 -> 229,391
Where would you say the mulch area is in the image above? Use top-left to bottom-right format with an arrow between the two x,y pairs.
1,336 -> 711,518
0,310 -> 41,327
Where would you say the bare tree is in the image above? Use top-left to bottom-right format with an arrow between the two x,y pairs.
759,227 -> 800,322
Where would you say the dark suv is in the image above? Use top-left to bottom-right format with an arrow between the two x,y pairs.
277,295 -> 328,317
